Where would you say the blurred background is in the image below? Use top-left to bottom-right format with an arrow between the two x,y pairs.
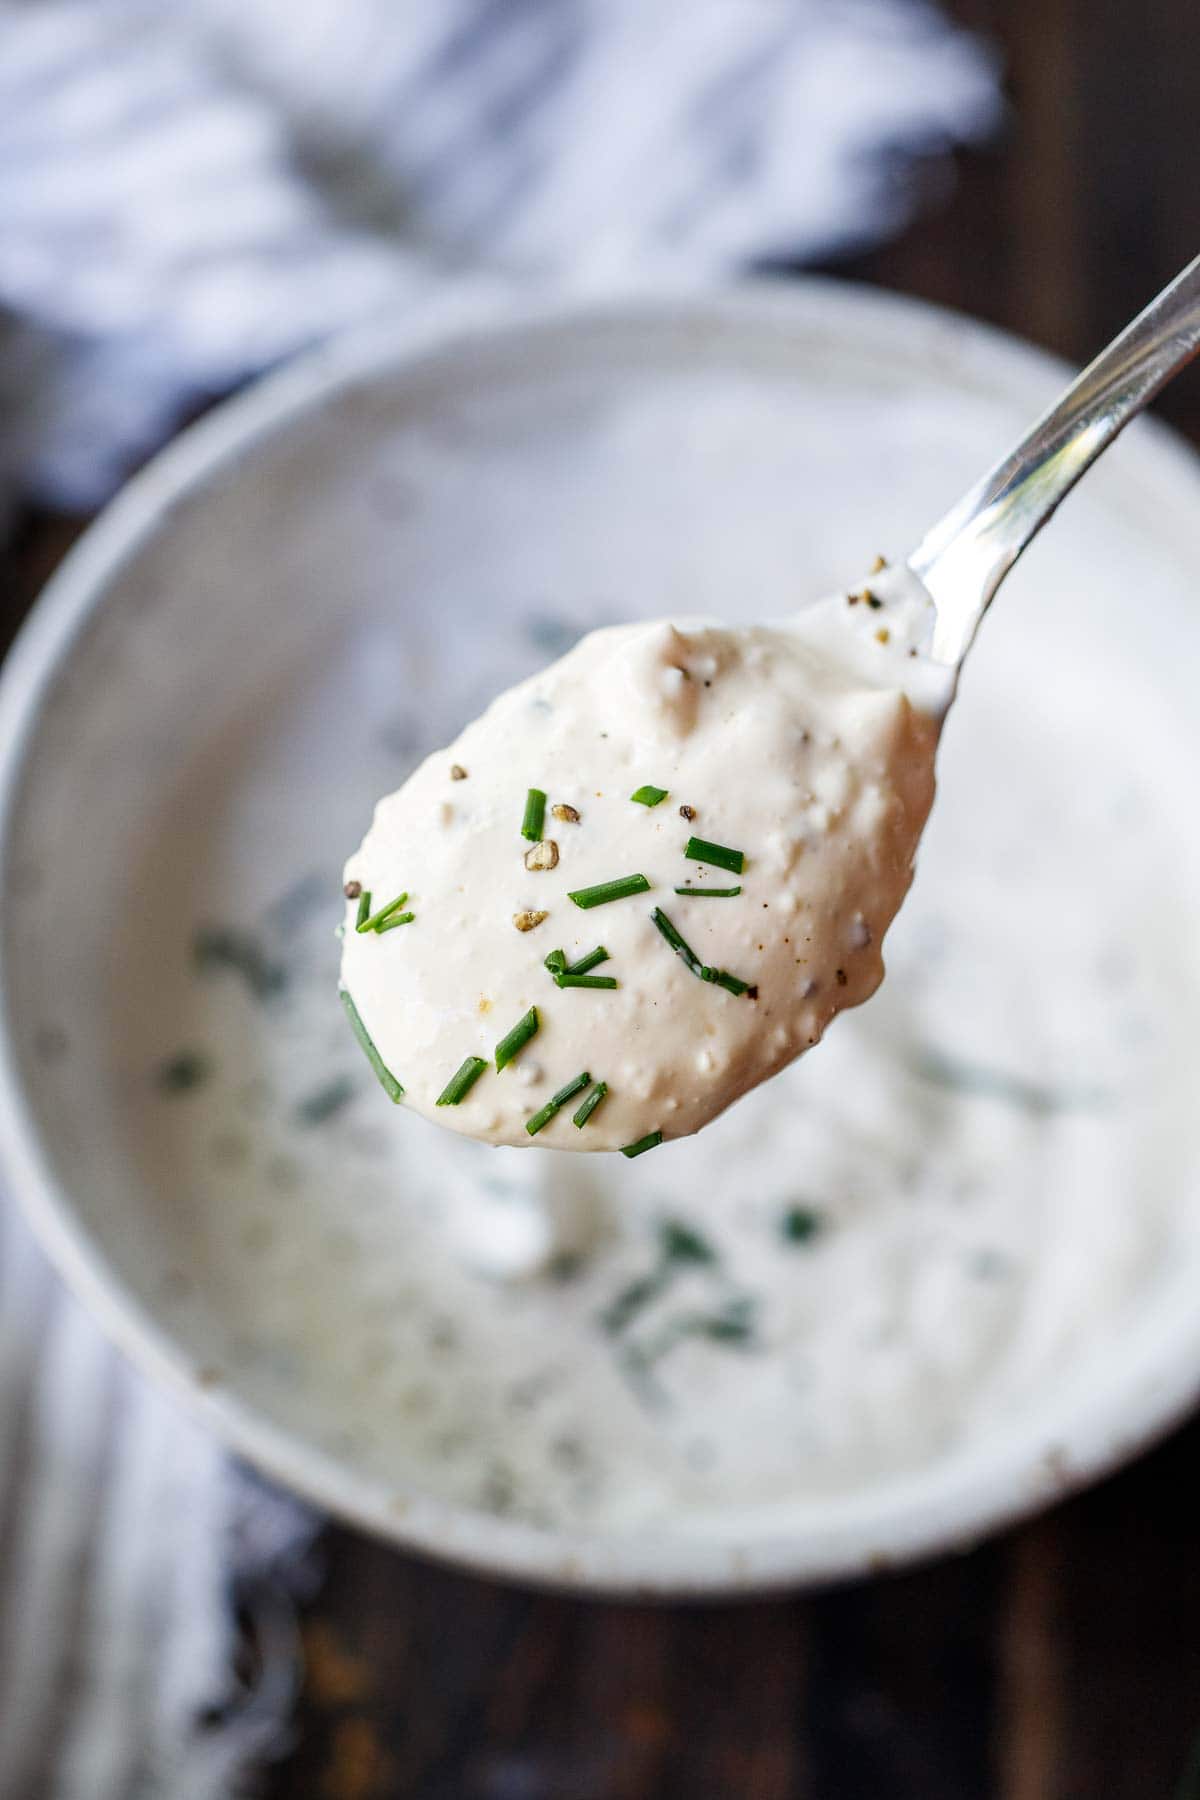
1,2 -> 1199,1796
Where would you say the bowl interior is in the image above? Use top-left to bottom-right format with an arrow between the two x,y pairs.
6,286 -> 1200,1592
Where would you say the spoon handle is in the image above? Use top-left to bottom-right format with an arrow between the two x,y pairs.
910,252 -> 1200,666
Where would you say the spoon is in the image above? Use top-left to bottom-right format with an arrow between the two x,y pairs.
340,260 -> 1200,1153
911,251 -> 1200,667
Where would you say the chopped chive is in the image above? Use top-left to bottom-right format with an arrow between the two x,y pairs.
555,973 -> 618,990
525,1070 -> 591,1136
568,873 -> 651,909
546,946 -> 610,983
630,785 -> 668,807
704,967 -> 754,997
650,906 -> 706,980
673,886 -> 742,898
573,1081 -> 609,1128
358,890 -> 409,932
156,1050 -> 212,1094
339,988 -> 403,1102
661,1219 -> 716,1264
495,1005 -> 539,1071
621,1130 -> 663,1159
194,926 -> 287,1000
521,788 -> 547,842
436,1055 -> 488,1106
651,908 -> 754,997
296,1075 -> 356,1125
355,889 -> 371,930
566,945 -> 609,976
782,1205 -> 822,1244
376,910 -> 415,933
601,1270 -> 668,1336
687,1298 -> 756,1345
684,835 -> 744,875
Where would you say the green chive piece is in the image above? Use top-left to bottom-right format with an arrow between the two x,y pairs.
568,873 -> 651,909
782,1206 -> 822,1244
652,908 -> 754,996
521,788 -> 547,842
621,1130 -> 663,1159
706,968 -> 755,997
436,1055 -> 488,1106
358,890 -> 409,932
376,911 -> 415,933
650,906 -> 706,980
630,785 -> 668,807
495,1005 -> 539,1071
525,1070 -> 591,1137
156,1051 -> 212,1095
673,886 -> 742,898
554,973 -> 618,990
661,1219 -> 716,1264
354,889 -> 371,930
339,989 -> 403,1102
566,945 -> 609,976
546,946 -> 610,983
684,835 -> 745,875
296,1076 -> 356,1125
573,1081 -> 609,1128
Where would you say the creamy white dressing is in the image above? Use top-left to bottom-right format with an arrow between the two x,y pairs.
112,527 -> 1200,1538
341,565 -> 952,1149
22,298 -> 1200,1574
126,632 -> 1198,1531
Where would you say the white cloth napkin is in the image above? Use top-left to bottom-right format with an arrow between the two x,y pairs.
0,0 -> 1000,507
0,2 -> 1000,1792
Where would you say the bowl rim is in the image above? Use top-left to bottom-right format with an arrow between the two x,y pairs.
4,276 -> 1200,1598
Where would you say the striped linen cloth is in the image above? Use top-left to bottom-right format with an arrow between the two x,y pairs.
0,2 -> 1000,1792
0,0 -> 1000,507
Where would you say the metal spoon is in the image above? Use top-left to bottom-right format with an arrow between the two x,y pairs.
910,252 -> 1200,667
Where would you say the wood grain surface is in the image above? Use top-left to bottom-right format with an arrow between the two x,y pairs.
3,2 -> 1200,1794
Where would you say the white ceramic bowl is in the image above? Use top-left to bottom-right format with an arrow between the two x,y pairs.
4,283 -> 1200,1596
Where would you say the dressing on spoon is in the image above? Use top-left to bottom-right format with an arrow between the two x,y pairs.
341,564 -> 950,1151
340,254 -> 1200,1152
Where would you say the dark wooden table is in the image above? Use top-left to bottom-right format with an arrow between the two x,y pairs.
4,3 -> 1200,1794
